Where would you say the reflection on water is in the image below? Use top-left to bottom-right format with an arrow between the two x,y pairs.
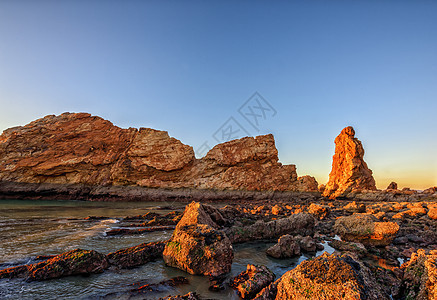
0,199 -> 334,299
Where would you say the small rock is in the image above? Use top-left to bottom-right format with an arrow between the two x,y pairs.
230,264 -> 275,299
266,234 -> 301,258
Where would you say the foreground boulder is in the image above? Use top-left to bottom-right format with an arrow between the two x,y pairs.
334,214 -> 399,246
106,241 -> 165,268
163,224 -> 233,276
225,213 -> 315,243
275,252 -> 388,299
230,264 -> 275,299
401,249 -> 437,300
266,234 -> 301,258
323,126 -> 377,199
0,249 -> 108,281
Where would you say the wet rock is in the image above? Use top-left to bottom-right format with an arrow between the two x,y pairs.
294,235 -> 317,252
0,249 -> 109,281
159,292 -> 200,300
230,264 -> 275,299
307,203 -> 330,220
323,126 -> 376,199
334,214 -> 399,246
163,224 -> 233,276
401,249 -> 437,300
253,281 -> 278,300
105,226 -> 175,236
275,252 -> 388,299
131,276 -> 189,294
106,241 -> 165,269
225,213 -> 315,243
266,234 -> 301,258
328,240 -> 367,257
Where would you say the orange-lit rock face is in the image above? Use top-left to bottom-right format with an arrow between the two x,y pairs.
0,113 -> 317,192
323,126 -> 376,199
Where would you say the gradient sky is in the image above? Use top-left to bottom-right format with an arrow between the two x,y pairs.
0,0 -> 436,189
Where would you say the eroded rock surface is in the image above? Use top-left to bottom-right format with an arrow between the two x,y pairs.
323,126 -> 376,199
0,113 -> 317,192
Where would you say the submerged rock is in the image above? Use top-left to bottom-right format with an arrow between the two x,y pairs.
275,252 -> 389,299
334,214 -> 399,246
266,234 -> 301,258
323,126 -> 376,199
230,264 -> 275,299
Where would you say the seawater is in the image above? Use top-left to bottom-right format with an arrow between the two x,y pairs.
0,199 -> 334,299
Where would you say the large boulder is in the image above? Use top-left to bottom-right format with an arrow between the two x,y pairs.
275,252 -> 389,299
323,126 -> 377,199
225,213 -> 315,243
334,214 -> 399,246
401,249 -> 437,300
230,264 -> 275,299
163,224 -> 233,276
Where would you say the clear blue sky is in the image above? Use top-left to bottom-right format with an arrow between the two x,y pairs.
0,0 -> 436,189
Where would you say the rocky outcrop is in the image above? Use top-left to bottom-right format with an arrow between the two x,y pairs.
401,249 -> 437,300
323,126 -> 376,199
275,252 -> 390,299
230,264 -> 275,299
0,113 -> 317,193
334,214 -> 399,246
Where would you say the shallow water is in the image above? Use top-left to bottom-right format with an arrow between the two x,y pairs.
0,199 -> 334,299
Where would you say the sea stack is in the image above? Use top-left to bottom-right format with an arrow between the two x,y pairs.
323,126 -> 376,199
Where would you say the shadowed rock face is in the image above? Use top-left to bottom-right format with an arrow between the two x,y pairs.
0,113 -> 317,192
323,126 -> 376,199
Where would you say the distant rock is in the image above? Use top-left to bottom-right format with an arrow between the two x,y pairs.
323,126 -> 376,199
307,203 -> 331,219
0,113 -> 317,192
386,182 -> 398,190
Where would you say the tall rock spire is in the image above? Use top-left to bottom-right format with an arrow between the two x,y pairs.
323,126 -> 376,199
